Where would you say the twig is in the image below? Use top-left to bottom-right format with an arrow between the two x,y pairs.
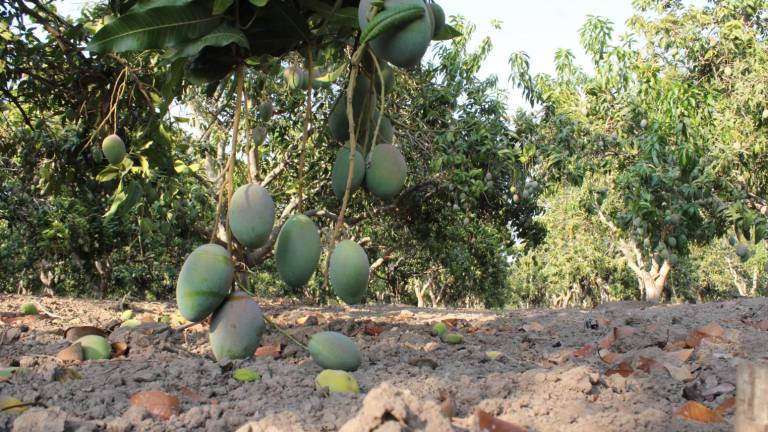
265,316 -> 309,351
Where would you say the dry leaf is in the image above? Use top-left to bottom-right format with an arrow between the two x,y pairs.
441,318 -> 459,328
598,349 -> 618,365
665,340 -> 689,351
597,317 -> 611,328
665,364 -> 694,382
522,322 -> 544,333
636,356 -> 666,374
129,390 -> 180,421
714,398 -> 735,415
0,315 -> 43,325
696,322 -> 725,338
614,326 -> 637,338
686,322 -> 725,348
64,326 -> 107,342
56,342 -> 83,362
573,344 -> 594,358
606,360 -> 634,377
664,349 -> 694,365
437,389 -> 456,418
673,401 -> 723,423
598,331 -> 616,349
0,396 -> 29,415
476,409 -> 527,432
111,341 -> 129,358
179,386 -> 207,402
254,344 -> 281,358
363,323 -> 386,336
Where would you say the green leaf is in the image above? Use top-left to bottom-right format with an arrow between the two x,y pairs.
324,7 -> 359,29
249,0 -> 270,6
96,166 -> 121,182
88,5 -> 223,54
171,23 -> 248,59
360,4 -> 424,45
433,24 -> 461,41
128,0 -> 195,13
212,0 -> 234,14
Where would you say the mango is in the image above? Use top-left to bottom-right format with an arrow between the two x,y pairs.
308,331 -> 362,371
76,335 -> 112,360
327,74 -> 376,142
315,370 -> 360,394
429,3 -> 445,37
274,215 -> 321,288
432,322 -> 447,336
257,101 -> 273,121
20,303 -> 37,315
441,332 -> 463,344
365,144 -> 407,200
228,184 -> 275,249
330,240 -> 369,305
120,319 -> 142,328
120,309 -> 134,320
233,368 -> 261,382
176,244 -> 233,322
101,134 -> 127,165
331,147 -> 366,200
358,0 -> 434,68
284,66 -> 308,90
209,291 -> 266,361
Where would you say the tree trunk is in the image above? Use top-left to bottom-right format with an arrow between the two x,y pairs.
616,239 -> 671,302
736,361 -> 768,432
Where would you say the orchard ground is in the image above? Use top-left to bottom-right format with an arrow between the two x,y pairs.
1,294 -> 767,431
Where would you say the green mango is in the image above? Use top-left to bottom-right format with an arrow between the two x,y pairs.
176,244 -> 233,322
331,147 -> 366,200
330,240 -> 370,305
274,215 -> 321,287
308,331 -> 362,371
315,370 -> 360,394
101,134 -> 126,165
365,144 -> 407,200
429,3 -> 445,38
76,335 -> 111,360
358,0 -> 435,68
228,184 -> 275,249
209,291 -> 266,361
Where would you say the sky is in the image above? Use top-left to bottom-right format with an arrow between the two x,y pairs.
56,0 -> 644,110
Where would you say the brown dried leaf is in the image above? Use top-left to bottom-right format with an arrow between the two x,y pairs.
55,342 -> 83,362
521,322 -> 544,333
696,322 -> 725,338
476,409 -> 527,432
606,360 -> 634,377
597,317 -> 611,328
111,342 -> 129,358
129,390 -> 180,421
714,398 -> 735,416
573,344 -> 594,358
441,318 -> 459,328
673,401 -> 723,423
665,340 -> 689,351
437,389 -> 456,418
179,386 -> 207,402
254,344 -> 282,358
664,349 -> 694,365
64,326 -> 106,342
598,331 -> 616,349
665,364 -> 694,382
636,356 -> 667,374
598,349 -> 618,365
0,315 -> 44,325
363,323 -> 386,336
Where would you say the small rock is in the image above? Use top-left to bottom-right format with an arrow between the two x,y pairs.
13,407 -> 66,432
5,328 -> 21,343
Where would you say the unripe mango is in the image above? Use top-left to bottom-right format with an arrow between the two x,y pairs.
358,0 -> 434,68
331,147 -> 366,200
209,291 -> 266,361
20,303 -> 37,315
176,244 -> 233,322
330,240 -> 369,305
76,335 -> 111,360
274,215 -> 321,288
101,134 -> 126,165
228,184 -> 275,249
308,331 -> 362,371
365,144 -> 407,200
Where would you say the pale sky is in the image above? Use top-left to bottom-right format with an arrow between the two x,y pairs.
56,0 -> 662,110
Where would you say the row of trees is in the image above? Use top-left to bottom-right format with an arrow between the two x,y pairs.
1,0 -> 765,307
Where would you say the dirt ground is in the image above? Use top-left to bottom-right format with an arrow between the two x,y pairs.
0,294 -> 766,432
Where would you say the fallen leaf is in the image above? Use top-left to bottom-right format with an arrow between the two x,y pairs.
636,356 -> 667,374
129,390 -> 180,421
179,386 -> 207,402
64,326 -> 107,342
606,360 -> 634,377
597,317 -> 611,327
665,364 -> 694,382
665,340 -> 689,351
686,322 -> 725,348
441,318 -> 459,328
476,409 -> 527,432
0,396 -> 29,415
111,341 -> 129,358
56,342 -> 83,362
0,315 -> 43,325
598,331 -> 616,349
614,326 -> 637,338
437,389 -> 456,418
664,349 -> 694,365
598,349 -> 618,365
573,344 -> 594,358
522,322 -> 544,333
673,401 -> 723,423
714,398 -> 735,415
254,344 -> 281,358
696,322 -> 725,338
363,323 -> 386,336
